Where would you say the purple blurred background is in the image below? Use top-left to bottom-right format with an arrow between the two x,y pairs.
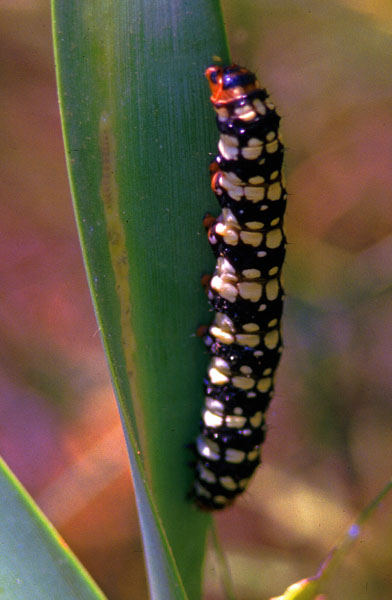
1,1 -> 391,598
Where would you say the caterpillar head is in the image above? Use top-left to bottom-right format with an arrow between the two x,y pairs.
205,65 -> 259,105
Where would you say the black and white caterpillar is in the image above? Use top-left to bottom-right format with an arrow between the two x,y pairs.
193,65 -> 287,510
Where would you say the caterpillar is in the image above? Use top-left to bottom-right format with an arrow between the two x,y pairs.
193,65 -> 287,510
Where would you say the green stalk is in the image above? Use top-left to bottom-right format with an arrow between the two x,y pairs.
51,1 -> 230,598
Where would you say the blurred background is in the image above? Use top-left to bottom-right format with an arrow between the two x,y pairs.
1,1 -> 391,598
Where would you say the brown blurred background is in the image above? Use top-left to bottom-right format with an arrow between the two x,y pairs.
1,1 -> 392,599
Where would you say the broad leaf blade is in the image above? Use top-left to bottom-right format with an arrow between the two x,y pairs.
51,1 -> 229,598
0,458 -> 106,600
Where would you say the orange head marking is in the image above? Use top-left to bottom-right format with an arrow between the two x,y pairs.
205,64 -> 258,105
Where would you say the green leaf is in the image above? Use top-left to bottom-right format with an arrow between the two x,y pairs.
0,458 -> 106,600
51,1 -> 230,599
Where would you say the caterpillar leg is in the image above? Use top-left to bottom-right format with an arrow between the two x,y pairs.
202,212 -> 216,230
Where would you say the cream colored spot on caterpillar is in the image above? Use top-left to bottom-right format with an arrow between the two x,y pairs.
253,98 -> 266,115
203,409 -> 223,428
250,411 -> 263,428
244,186 -> 265,202
245,221 -> 263,230
220,175 -> 243,201
247,449 -> 259,461
222,207 -> 239,222
197,435 -> 220,461
254,350 -> 263,357
257,378 -> 272,392
268,318 -> 278,327
206,397 -> 224,414
248,138 -> 263,148
208,367 -> 229,385
216,273 -> 238,289
243,323 -> 260,332
247,138 -> 262,148
236,333 -> 260,347
238,281 -> 262,302
225,414 -> 247,428
218,134 -> 239,160
215,221 -> 231,236
215,212 -> 241,245
225,448 -> 246,464
263,368 -> 272,375
210,325 -> 235,344
258,303 -> 267,311
210,276 -> 238,302
266,278 -> 279,300
215,312 -> 235,329
270,170 -> 279,180
266,131 -> 276,141
216,269 -> 238,285
266,139 -> 279,153
198,464 -> 217,484
194,481 -> 211,498
220,172 -> 240,189
270,217 -> 280,226
210,274 -> 238,294
219,208 -> 240,239
239,231 -> 263,246
239,478 -> 249,489
248,175 -> 265,185
213,495 -> 229,505
235,104 -> 257,121
231,376 -> 255,390
260,204 -> 268,210
217,257 -> 236,276
234,406 -> 244,414
257,250 -> 267,257
215,223 -> 239,245
266,101 -> 275,110
208,358 -> 231,381
266,228 -> 283,248
219,476 -> 237,491
242,268 -> 261,279
220,133 -> 238,147
265,329 -> 279,349
269,266 -> 279,276
242,141 -> 263,160
267,182 -> 282,201
225,171 -> 244,185
210,312 -> 235,344
240,366 -> 252,377
247,391 -> 257,398
211,356 -> 231,372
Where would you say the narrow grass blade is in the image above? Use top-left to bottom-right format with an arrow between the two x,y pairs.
51,1 -> 229,598
270,479 -> 392,600
0,458 -> 106,600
